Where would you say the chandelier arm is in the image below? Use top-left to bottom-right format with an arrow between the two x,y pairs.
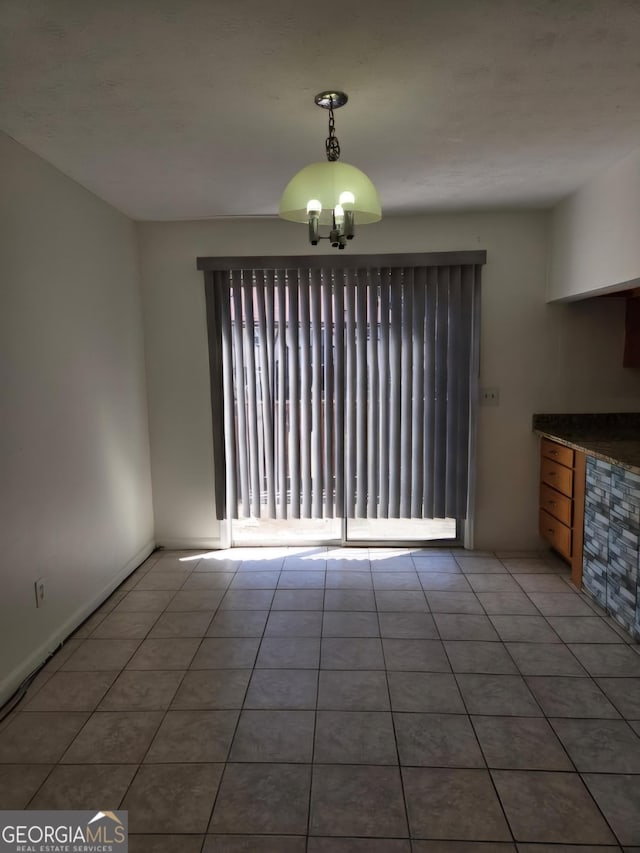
306,216 -> 354,249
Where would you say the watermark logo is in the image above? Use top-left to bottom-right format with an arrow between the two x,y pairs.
0,810 -> 128,852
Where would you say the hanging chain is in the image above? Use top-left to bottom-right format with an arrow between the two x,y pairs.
325,100 -> 341,162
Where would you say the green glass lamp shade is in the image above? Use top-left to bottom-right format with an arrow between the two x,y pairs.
279,160 -> 381,226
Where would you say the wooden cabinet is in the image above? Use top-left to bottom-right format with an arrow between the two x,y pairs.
539,437 -> 586,585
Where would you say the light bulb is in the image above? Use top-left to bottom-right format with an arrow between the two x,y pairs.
339,191 -> 355,207
334,203 -> 345,224
306,199 -> 322,216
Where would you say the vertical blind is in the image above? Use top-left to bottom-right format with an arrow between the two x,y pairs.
203,257 -> 483,522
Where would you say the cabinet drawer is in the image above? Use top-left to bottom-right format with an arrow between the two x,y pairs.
541,438 -> 574,468
539,509 -> 572,560
541,457 -> 574,497
540,482 -> 573,527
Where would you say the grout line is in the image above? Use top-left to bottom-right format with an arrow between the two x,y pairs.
305,577 -> 324,851
376,580 -> 412,840
202,574 -> 259,836
22,762 -> 60,809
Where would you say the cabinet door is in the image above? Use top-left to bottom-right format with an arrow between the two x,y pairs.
582,457 -> 611,610
608,465 -> 640,636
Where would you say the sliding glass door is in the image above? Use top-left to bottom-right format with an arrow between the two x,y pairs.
202,253 -> 483,546
230,517 -> 456,547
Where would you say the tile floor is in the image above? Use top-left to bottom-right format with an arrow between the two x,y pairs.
2,546 -> 640,852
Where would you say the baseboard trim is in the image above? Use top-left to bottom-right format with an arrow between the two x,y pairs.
0,539 -> 156,710
156,538 -> 225,551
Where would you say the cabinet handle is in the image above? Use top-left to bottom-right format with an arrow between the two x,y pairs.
547,527 -> 555,533
548,501 -> 557,507
548,471 -> 556,476
550,450 -> 558,456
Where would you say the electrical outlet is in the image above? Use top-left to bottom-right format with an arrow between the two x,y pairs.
34,578 -> 46,608
480,387 -> 500,405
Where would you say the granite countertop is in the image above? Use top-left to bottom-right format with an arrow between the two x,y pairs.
533,413 -> 640,473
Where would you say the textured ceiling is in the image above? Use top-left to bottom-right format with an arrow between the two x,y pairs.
2,0 -> 640,220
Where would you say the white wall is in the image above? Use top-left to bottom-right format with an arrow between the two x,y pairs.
549,146 -> 640,301
138,211 -> 639,554
0,133 -> 154,706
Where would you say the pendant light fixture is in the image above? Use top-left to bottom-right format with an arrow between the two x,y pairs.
279,91 -> 382,249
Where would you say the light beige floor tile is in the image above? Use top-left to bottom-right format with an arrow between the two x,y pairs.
115,591 -> 177,612
145,710 -> 239,763
90,611 -> 160,639
0,712 -> 89,763
149,611 -> 215,638
171,670 -> 251,710
124,763 -> 224,833
99,670 -> 185,711
61,711 -> 163,763
24,670 -> 118,711
0,764 -> 53,807
61,639 -> 141,671
126,638 -> 201,670
29,763 -> 137,809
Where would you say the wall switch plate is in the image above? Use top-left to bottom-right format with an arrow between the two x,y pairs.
34,577 -> 46,607
480,387 -> 500,405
